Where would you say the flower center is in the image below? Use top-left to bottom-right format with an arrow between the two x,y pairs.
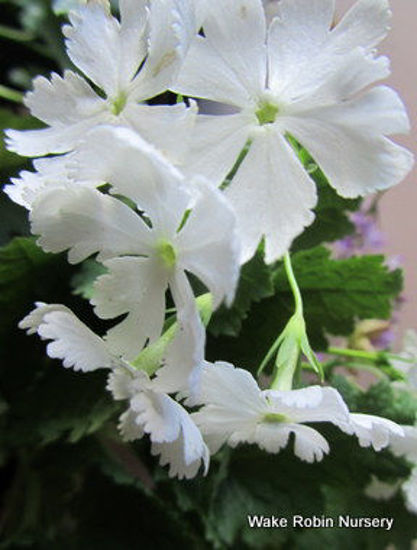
262,412 -> 288,423
255,101 -> 279,125
111,91 -> 127,115
156,239 -> 177,269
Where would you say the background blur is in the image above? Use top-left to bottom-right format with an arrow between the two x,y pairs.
338,0 -> 417,345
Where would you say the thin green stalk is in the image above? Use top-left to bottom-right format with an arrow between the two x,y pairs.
0,24 -> 34,43
283,252 -> 303,314
0,85 -> 23,104
257,331 -> 284,376
328,346 -> 383,362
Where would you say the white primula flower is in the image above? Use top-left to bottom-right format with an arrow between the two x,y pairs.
19,302 -> 123,372
30,172 -> 240,359
364,475 -> 401,502
109,367 -> 209,479
389,425 -> 417,514
173,0 -> 414,263
337,413 -> 404,451
20,302 -> 208,479
6,0 -> 197,159
402,467 -> 417,514
191,362 -> 351,462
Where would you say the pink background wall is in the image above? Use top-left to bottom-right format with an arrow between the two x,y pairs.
337,0 -> 417,345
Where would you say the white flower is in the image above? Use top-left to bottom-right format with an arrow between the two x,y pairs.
30,163 -> 240,358
173,0 -> 413,263
389,425 -> 417,515
364,475 -> 401,502
191,362 -> 351,462
19,302 -> 120,372
402,467 -> 417,514
337,413 -> 404,451
6,0 -> 197,159
108,367 -> 209,479
21,302 -> 209,479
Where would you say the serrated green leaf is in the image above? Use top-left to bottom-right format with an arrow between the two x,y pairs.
0,236 -> 66,333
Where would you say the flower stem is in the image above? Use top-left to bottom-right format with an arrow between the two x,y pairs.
0,85 -> 23,104
283,252 -> 303,315
328,346 -> 384,362
0,24 -> 34,43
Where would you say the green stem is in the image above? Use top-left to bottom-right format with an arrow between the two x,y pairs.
0,85 -> 23,104
0,24 -> 34,42
328,346 -> 383,362
283,252 -> 303,315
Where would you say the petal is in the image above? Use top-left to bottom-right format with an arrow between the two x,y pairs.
181,112 -> 254,186
92,257 -> 167,359
70,125 -> 190,234
4,155 -> 91,210
130,389 -> 210,478
154,275 -> 206,395
226,128 -> 317,264
196,361 -> 266,414
267,0 -> 335,94
389,425 -> 417,462
403,467 -> 417,514
233,422 -> 330,462
268,0 -> 391,101
130,0 -> 196,101
151,427 -> 209,479
121,101 -> 198,166
30,187 -> 152,263
64,3 -> 144,96
118,409 -> 145,441
201,0 -> 267,98
173,35 -> 255,108
5,118 -> 106,157
20,303 -> 117,372
264,386 -> 350,425
118,0 -> 148,78
288,424 -> 330,462
176,180 -> 241,307
331,0 -> 391,51
284,92 -> 414,199
131,390 -> 183,442
106,366 -> 149,401
340,413 -> 404,451
24,71 -> 105,126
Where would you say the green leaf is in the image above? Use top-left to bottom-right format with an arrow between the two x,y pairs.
209,251 -> 274,337
1,365 -> 120,447
71,259 -> 108,300
0,236 -> 69,334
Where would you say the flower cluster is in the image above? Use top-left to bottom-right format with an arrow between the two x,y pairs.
5,0 -> 417,484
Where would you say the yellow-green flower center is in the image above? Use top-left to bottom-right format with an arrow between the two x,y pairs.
156,240 -> 177,269
111,91 -> 128,115
255,101 -> 279,125
263,412 -> 288,423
